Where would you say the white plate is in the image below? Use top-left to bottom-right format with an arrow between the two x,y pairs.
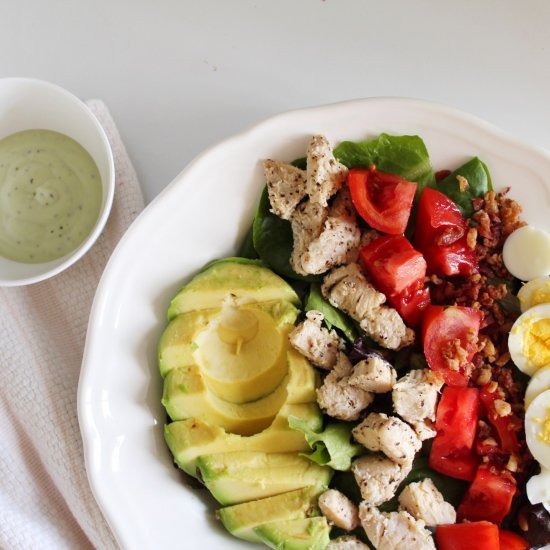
78,98 -> 550,549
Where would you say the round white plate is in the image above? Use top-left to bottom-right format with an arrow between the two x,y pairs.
78,98 -> 550,549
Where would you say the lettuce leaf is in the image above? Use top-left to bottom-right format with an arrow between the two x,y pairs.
288,416 -> 362,471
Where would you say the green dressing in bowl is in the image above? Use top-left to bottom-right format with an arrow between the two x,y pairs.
0,129 -> 102,263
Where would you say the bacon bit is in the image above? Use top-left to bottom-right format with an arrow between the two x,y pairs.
506,454 -> 518,472
457,174 -> 470,192
466,227 -> 478,250
476,367 -> 492,386
494,399 -> 512,417
487,381 -> 499,394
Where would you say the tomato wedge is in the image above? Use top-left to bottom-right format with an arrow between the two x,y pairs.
359,235 -> 430,326
457,464 -> 517,525
429,386 -> 480,481
415,187 -> 478,276
347,165 -> 417,235
436,522 -> 500,550
498,530 -> 530,550
422,304 -> 481,386
360,235 -> 427,294
479,384 -> 520,455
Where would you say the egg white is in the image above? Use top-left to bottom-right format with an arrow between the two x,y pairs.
527,466 -> 550,512
503,226 -> 550,281
518,276 -> 550,313
509,303 -> 550,376
526,365 -> 550,409
525,389 -> 550,471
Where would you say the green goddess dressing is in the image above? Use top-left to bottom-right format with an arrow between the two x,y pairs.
0,129 -> 102,263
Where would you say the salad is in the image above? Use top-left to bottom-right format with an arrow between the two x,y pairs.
159,132 -> 550,549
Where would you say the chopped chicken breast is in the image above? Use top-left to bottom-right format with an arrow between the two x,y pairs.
306,135 -> 348,206
317,353 -> 374,421
328,536 -> 370,550
352,412 -> 422,465
349,355 -> 397,393
263,159 -> 307,220
321,264 -> 414,350
351,455 -> 411,506
318,489 -> 360,531
290,200 -> 327,274
300,187 -> 361,275
398,479 -> 456,527
359,504 -> 436,550
392,369 -> 444,441
289,310 -> 343,370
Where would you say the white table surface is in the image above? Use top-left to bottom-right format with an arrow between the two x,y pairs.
2,0 -> 550,204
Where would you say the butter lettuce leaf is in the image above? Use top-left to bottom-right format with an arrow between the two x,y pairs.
334,133 -> 435,198
305,283 -> 359,343
437,157 -> 493,217
288,416 -> 362,471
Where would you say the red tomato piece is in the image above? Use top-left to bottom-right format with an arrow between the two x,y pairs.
436,522 -> 500,550
415,187 -> 478,276
429,386 -> 480,481
391,283 -> 431,327
347,166 -> 417,235
498,530 -> 530,550
479,385 -> 520,455
457,464 -> 517,525
422,305 -> 481,386
359,235 -> 427,294
359,234 -> 430,327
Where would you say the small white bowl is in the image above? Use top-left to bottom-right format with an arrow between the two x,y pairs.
0,78 -> 115,286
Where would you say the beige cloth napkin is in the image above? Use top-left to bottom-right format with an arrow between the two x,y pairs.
0,100 -> 144,550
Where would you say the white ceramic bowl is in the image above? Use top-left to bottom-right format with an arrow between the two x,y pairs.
79,98 -> 550,549
0,78 -> 115,286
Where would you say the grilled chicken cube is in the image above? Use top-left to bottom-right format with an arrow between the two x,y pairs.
351,455 -> 411,506
349,355 -> 397,393
289,310 -> 343,370
263,159 -> 307,220
352,412 -> 421,465
306,134 -> 348,206
317,353 -> 374,421
318,489 -> 360,531
398,479 -> 456,527
359,505 -> 436,550
322,264 -> 414,350
392,369 -> 444,441
327,536 -> 370,549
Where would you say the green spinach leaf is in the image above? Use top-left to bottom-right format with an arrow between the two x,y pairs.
305,283 -> 359,343
437,157 -> 493,217
334,133 -> 436,199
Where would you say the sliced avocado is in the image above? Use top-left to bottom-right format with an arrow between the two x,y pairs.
162,366 -> 288,435
218,486 -> 324,543
162,349 -> 318,435
168,259 -> 301,319
158,309 -> 219,378
164,402 -> 322,476
254,516 -> 331,550
197,451 -> 332,505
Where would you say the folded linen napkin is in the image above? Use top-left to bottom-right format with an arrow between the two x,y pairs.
0,100 -> 144,550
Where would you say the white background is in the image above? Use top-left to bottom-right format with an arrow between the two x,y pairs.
2,0 -> 550,203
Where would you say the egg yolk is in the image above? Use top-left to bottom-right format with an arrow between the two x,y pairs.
531,284 -> 550,307
523,318 -> 550,368
539,407 -> 550,446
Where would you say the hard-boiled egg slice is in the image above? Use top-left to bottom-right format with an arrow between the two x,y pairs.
527,466 -> 550,511
503,226 -> 550,281
526,365 -> 550,409
509,303 -> 550,376
525,389 -> 550,471
518,276 -> 550,313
